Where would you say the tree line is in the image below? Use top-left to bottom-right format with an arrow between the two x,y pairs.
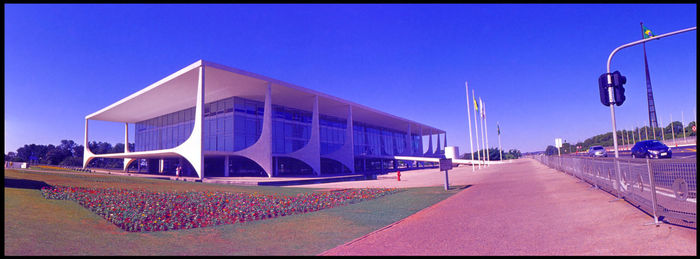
543,120 -> 696,156
4,140 -> 134,168
461,147 -> 522,160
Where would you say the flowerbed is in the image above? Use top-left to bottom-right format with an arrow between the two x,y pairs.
34,165 -> 67,171
41,185 -> 400,232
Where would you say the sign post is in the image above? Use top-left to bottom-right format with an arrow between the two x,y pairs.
555,138 -> 563,156
439,158 -> 453,190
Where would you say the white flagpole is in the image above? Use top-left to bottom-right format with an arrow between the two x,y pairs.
671,114 -> 676,146
498,121 -> 503,161
473,90 -> 481,169
682,111 -> 686,140
479,97 -> 486,167
465,82 -> 475,171
484,101 -> 490,165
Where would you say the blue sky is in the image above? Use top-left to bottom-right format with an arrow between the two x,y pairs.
4,4 -> 697,154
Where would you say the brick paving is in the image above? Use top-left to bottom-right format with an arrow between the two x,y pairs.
318,158 -> 696,256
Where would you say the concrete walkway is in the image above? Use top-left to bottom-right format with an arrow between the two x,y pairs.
318,158 -> 696,256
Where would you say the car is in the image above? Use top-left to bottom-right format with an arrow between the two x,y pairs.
630,140 -> 672,159
587,146 -> 608,157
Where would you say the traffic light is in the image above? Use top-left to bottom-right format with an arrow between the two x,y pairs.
598,73 -> 611,106
611,70 -> 626,106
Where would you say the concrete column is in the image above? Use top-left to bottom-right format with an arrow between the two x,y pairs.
434,132 -> 441,155
232,82 -> 273,177
321,105 -> 355,173
419,127 -> 423,155
159,159 -> 164,174
172,64 -> 206,179
425,129 -> 433,156
125,123 -> 130,152
123,122 -> 131,171
83,119 -> 96,168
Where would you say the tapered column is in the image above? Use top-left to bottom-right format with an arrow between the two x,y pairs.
173,65 -> 205,179
322,105 -> 355,174
233,82 -> 273,177
419,127 -> 423,155
425,129 -> 433,156
123,122 -> 132,171
444,132 -> 447,149
83,119 -> 95,168
434,132 -> 441,155
124,123 -> 130,152
285,95 -> 321,176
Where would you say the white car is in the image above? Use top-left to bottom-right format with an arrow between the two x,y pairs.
587,146 -> 607,157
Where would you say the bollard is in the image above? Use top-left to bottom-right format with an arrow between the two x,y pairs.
397,171 -> 401,181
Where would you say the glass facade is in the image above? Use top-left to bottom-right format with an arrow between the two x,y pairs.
271,105 -> 312,154
353,122 -> 421,157
132,95 -> 437,176
134,107 -> 195,151
319,114 -> 346,155
233,97 -> 263,151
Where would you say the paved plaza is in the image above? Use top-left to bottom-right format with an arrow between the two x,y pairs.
315,158 -> 696,256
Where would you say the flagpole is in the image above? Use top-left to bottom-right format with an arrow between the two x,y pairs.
682,111 -> 686,140
472,90 -> 481,169
484,101 -> 490,165
465,82 -> 475,171
479,97 -> 486,166
498,121 -> 503,161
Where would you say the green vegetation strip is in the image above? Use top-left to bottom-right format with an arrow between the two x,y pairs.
4,169 -> 463,255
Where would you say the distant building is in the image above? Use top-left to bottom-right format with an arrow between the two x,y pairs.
84,60 -> 446,178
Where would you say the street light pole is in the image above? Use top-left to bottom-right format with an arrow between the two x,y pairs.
606,26 -> 696,158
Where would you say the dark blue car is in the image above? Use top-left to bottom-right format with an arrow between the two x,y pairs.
630,140 -> 672,159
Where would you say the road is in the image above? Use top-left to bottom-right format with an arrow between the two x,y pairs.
569,144 -> 696,159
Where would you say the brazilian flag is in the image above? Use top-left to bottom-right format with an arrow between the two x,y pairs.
642,25 -> 655,39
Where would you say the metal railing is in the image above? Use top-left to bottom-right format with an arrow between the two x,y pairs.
533,155 -> 696,229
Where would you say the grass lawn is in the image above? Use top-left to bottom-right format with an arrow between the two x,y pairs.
4,168 -> 464,255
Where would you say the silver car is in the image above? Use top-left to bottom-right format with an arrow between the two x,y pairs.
587,146 -> 607,157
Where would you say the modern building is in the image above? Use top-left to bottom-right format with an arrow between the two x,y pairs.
84,60 -> 447,179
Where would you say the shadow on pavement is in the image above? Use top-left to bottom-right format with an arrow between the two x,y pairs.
4,178 -> 52,190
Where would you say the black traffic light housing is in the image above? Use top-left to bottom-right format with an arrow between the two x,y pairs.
598,71 -> 627,107
611,70 -> 626,106
598,73 -> 611,106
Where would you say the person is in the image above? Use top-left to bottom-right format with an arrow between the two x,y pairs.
176,165 -> 181,178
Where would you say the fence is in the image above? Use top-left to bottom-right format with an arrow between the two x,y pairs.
533,155 -> 696,229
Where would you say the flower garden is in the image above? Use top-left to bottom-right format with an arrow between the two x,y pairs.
41,185 -> 400,232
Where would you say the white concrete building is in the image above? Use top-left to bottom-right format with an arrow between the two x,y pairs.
84,60 -> 446,179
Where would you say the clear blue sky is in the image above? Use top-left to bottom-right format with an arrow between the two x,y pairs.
4,4 -> 697,154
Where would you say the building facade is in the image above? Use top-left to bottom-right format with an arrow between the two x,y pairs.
84,60 -> 446,178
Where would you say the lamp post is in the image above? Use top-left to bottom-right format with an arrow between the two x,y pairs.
605,26 -> 696,158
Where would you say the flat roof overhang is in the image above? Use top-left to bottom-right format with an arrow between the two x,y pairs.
86,60 -> 445,135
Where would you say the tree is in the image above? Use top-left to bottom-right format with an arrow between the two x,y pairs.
507,149 -> 521,159
45,147 -> 67,165
545,145 -> 558,156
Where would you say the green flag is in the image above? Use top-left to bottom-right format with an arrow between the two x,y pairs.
642,25 -> 655,39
